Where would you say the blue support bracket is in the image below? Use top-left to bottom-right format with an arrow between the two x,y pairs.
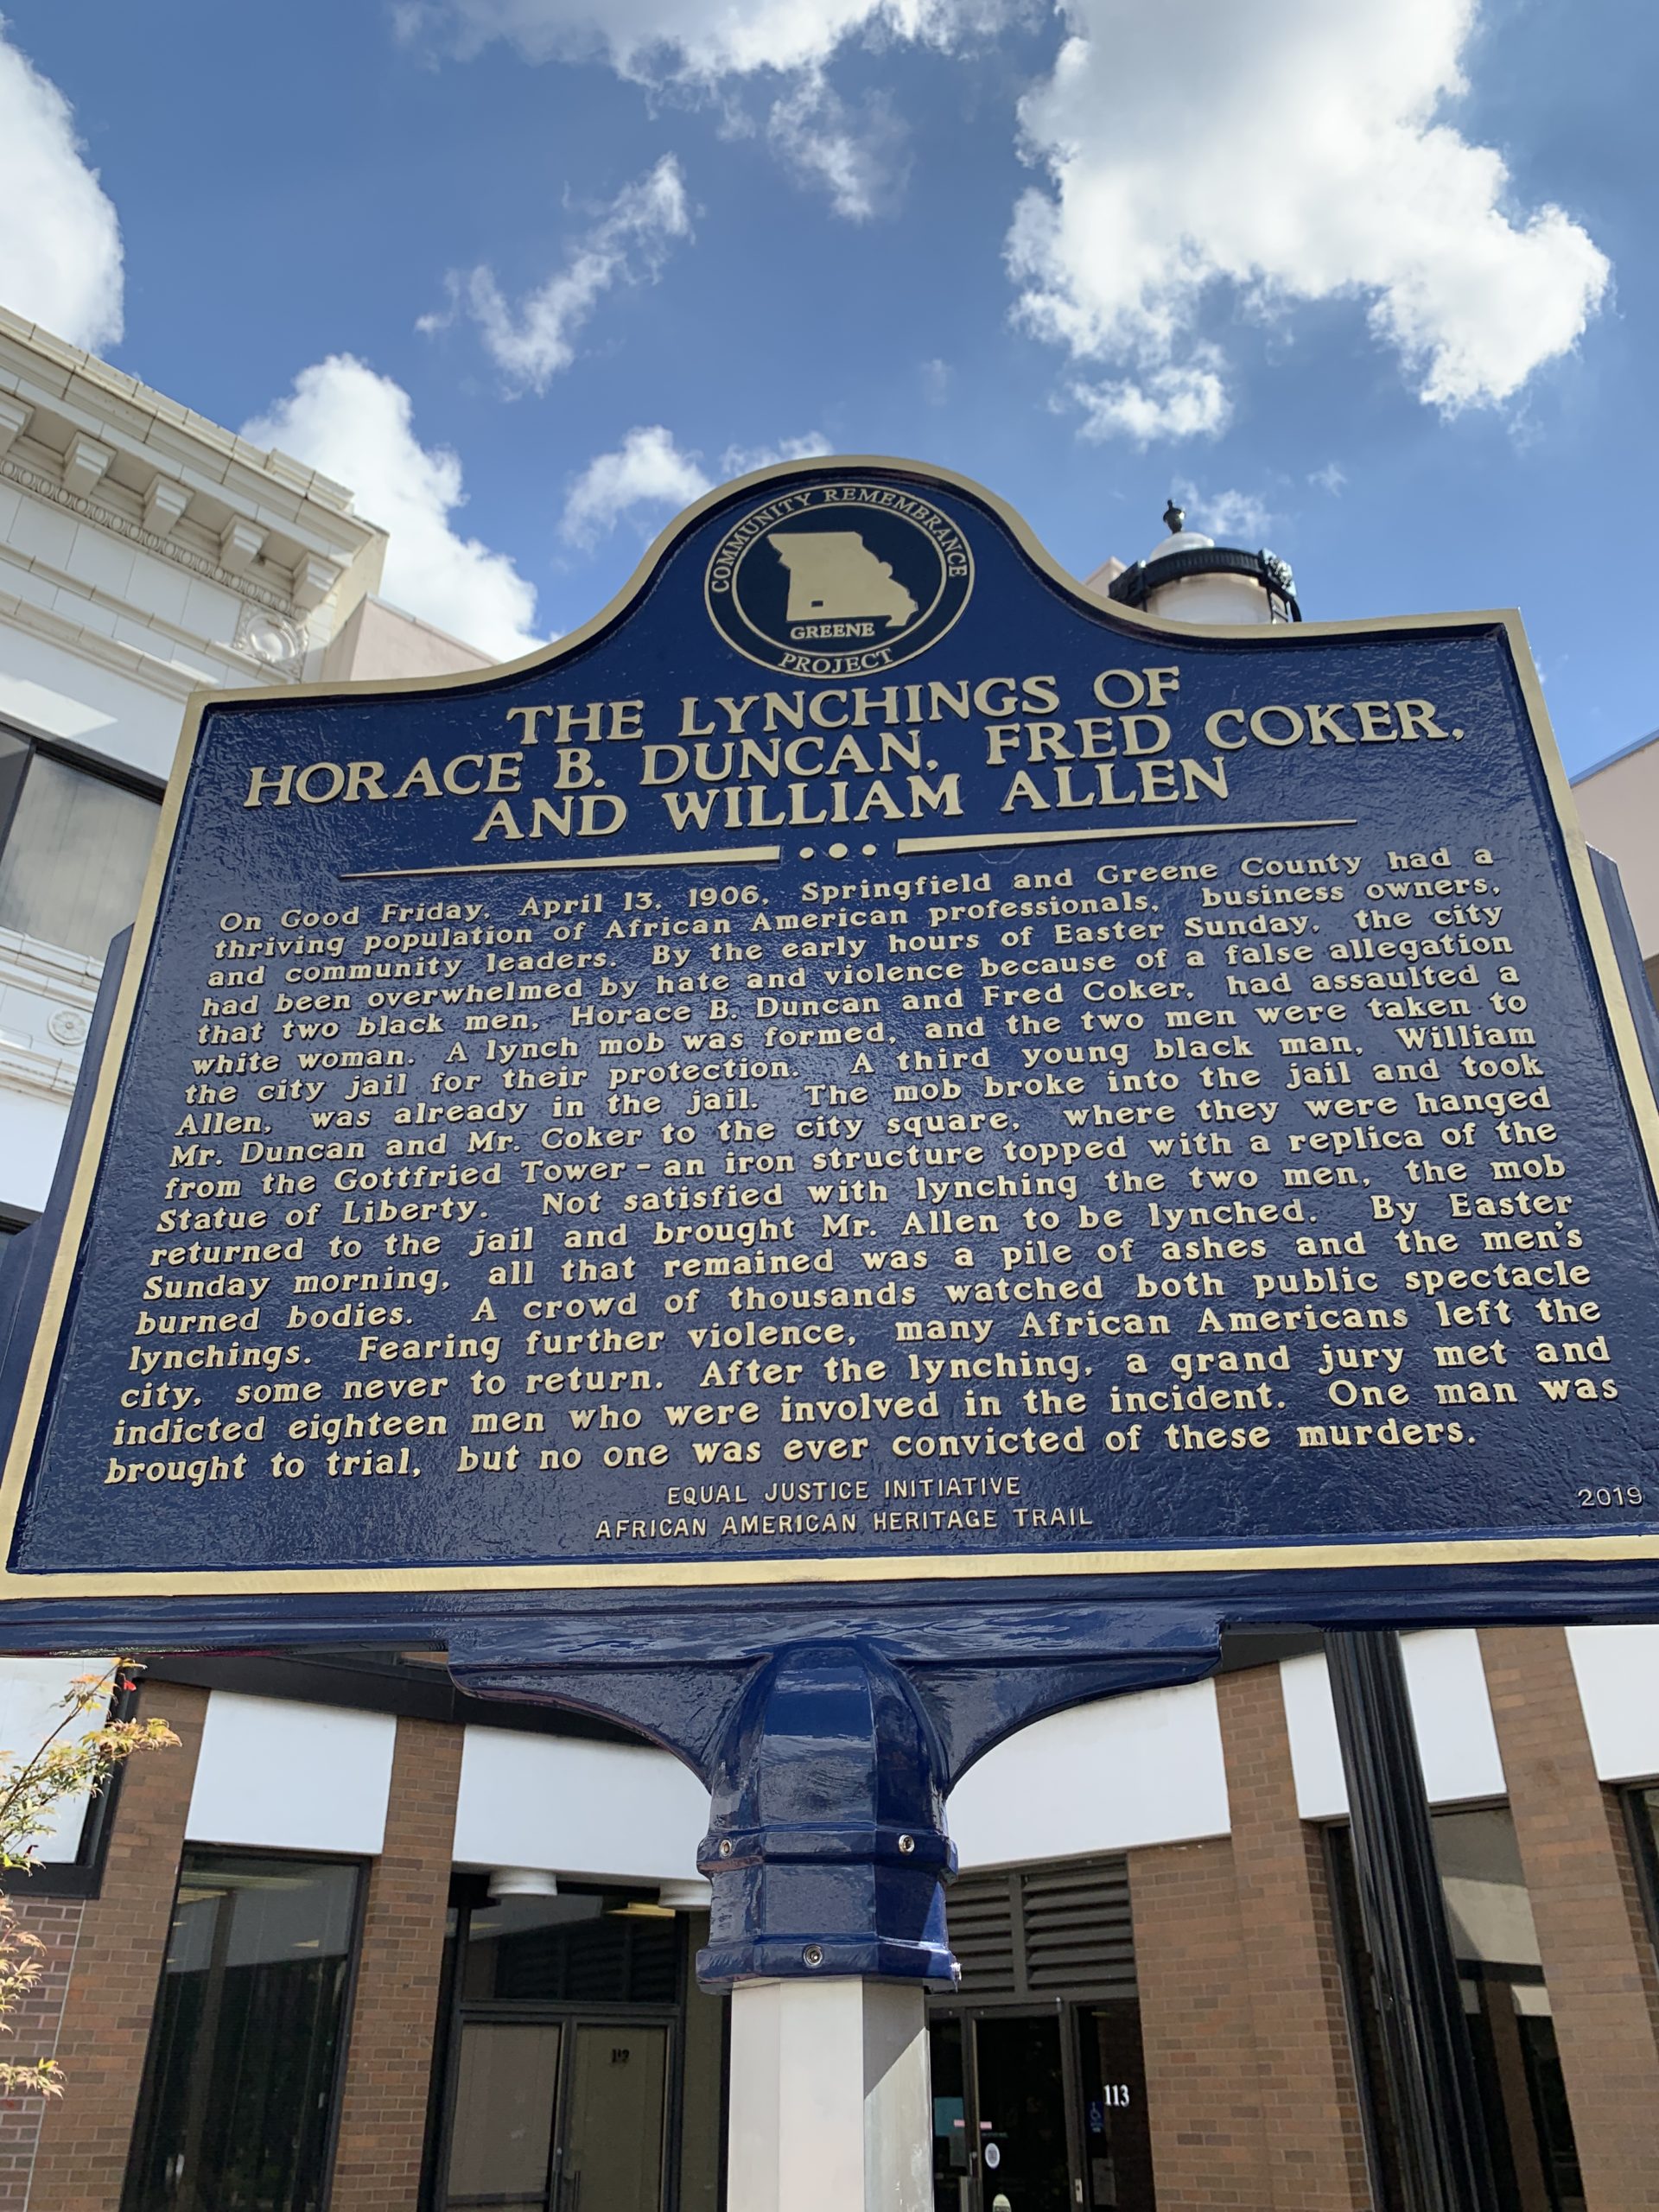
446,1598 -> 1224,1986
695,1641 -> 957,1989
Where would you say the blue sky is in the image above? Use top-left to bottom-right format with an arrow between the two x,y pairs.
0,0 -> 1650,772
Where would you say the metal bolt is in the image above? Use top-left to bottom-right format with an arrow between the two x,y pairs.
897,1834 -> 916,1855
803,1945 -> 824,1968
717,1838 -> 734,1857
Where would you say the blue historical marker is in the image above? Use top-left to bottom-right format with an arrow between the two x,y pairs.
0,463 -> 1655,2179
2,456 -> 1656,1612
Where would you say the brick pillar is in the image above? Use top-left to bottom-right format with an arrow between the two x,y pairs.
327,1714 -> 462,2212
1480,1625 -> 1659,2210
1216,1666 -> 1372,2212
0,1897 -> 83,2212
27,1679 -> 207,2212
1128,1835 -> 1272,2211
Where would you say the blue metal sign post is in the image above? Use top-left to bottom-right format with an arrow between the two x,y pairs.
1,456 -> 1657,2209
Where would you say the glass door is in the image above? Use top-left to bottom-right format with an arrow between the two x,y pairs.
561,2024 -> 669,2212
441,2017 -> 670,2212
971,2014 -> 1073,2212
562,2025 -> 672,2212
445,2022 -> 562,2210
932,2017 -> 971,2212
1075,2003 -> 1156,2210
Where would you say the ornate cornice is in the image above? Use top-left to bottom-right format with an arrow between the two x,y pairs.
0,450 -> 298,617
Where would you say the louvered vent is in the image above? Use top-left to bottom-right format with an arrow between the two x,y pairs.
942,1859 -> 1136,2001
946,1872 -> 1017,1995
1022,1861 -> 1135,1994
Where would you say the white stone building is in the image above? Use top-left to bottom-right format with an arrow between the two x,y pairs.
0,305 -> 487,1214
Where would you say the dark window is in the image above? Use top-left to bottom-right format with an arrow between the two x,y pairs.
461,1893 -> 679,2006
122,1849 -> 362,2212
1624,1783 -> 1659,1924
0,721 -> 162,963
1330,1806 -> 1585,2212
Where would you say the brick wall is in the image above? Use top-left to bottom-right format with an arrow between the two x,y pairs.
1216,1667 -> 1372,2212
1129,1835 -> 1271,2211
26,1679 -> 207,2212
0,1897 -> 82,2212
327,1713 -> 462,2212
1481,1625 -> 1659,2211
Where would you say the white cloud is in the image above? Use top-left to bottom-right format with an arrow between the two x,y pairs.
1070,362 -> 1230,446
242,357 -> 541,661
397,0 -> 1009,83
766,73 -> 908,220
442,156 -> 691,391
561,424 -> 832,546
1011,0 -> 1610,435
919,358 -> 951,405
560,425 -> 712,547
0,23 -> 123,353
720,432 -> 833,474
1309,462 -> 1347,496
396,0 -> 1013,214
1171,481 -> 1273,543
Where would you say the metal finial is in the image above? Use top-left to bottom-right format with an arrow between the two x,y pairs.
1162,499 -> 1185,536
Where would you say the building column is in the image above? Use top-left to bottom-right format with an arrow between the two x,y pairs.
26,1679 -> 208,2212
327,1713 -> 463,2212
1480,1625 -> 1659,2210
1128,1834 -> 1272,2211
1215,1666 -> 1372,2212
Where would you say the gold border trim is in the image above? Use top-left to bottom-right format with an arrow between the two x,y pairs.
4,453 -> 1657,1601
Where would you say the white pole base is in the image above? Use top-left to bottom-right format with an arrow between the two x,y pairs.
727,1978 -> 932,2212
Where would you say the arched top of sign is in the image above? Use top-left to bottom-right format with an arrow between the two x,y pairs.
193,454 -> 1524,716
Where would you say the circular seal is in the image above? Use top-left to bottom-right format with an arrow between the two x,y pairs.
705,480 -> 973,679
